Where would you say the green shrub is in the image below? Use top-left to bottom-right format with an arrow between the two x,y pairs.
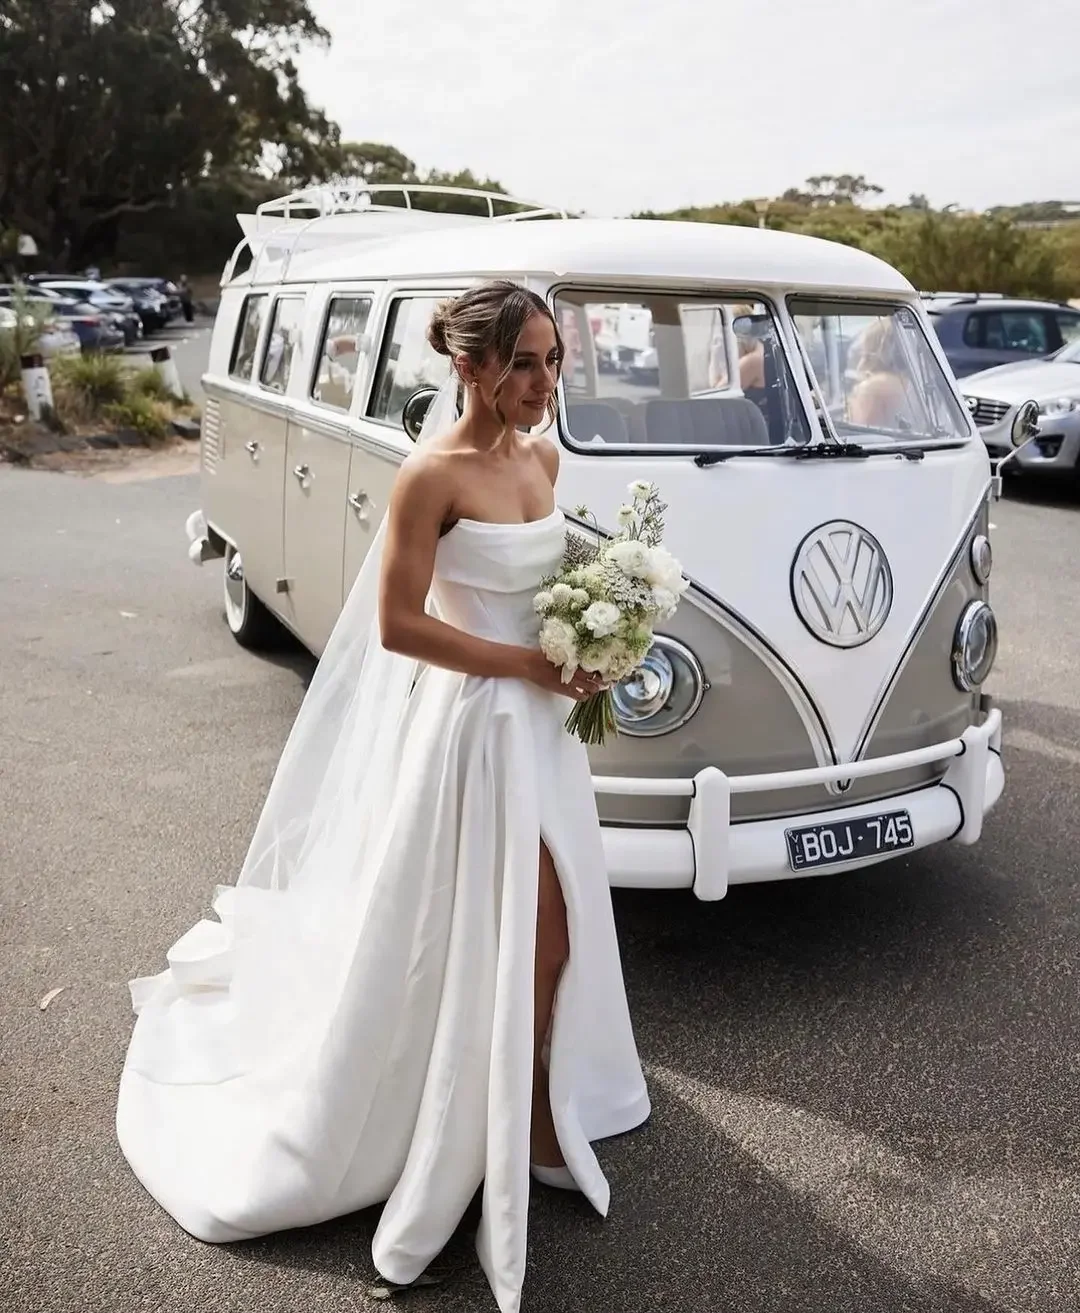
52,352 -> 127,408
102,394 -> 168,439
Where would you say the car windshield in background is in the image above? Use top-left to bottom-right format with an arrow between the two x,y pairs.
554,291 -> 811,451
790,299 -> 970,443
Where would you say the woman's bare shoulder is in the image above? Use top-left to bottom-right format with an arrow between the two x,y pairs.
392,447 -> 459,521
524,431 -> 560,485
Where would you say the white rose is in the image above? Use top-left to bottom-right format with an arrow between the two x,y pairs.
605,539 -> 651,579
533,590 -> 554,614
616,504 -> 635,527
628,480 -> 653,501
582,600 -> 621,638
539,617 -> 579,679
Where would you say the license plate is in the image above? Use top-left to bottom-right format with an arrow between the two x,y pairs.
785,810 -> 914,871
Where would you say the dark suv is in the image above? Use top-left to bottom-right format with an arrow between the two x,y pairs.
923,294 -> 1080,378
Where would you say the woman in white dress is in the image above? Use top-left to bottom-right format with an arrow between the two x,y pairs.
116,281 -> 650,1313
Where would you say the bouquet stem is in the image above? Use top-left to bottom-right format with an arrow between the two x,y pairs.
565,690 -> 619,746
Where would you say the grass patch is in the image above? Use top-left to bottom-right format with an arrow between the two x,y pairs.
127,366 -> 175,402
102,394 -> 169,439
51,352 -> 128,408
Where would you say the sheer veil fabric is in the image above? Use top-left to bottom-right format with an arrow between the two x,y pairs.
117,374 -> 650,1313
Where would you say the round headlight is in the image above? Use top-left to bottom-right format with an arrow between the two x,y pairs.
952,601 -> 998,692
611,636 -> 705,737
969,534 -> 992,585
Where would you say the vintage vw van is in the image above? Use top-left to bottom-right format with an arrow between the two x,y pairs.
188,182 -> 1025,900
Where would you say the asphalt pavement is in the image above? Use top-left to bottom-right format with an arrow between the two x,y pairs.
1,456 -> 1078,1313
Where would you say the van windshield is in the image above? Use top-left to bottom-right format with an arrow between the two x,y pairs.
790,299 -> 970,444
554,291 -> 811,451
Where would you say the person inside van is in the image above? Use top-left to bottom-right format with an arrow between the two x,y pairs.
848,318 -> 920,431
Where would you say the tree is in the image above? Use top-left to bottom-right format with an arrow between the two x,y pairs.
802,174 -> 884,207
0,0 -> 339,266
330,142 -> 419,187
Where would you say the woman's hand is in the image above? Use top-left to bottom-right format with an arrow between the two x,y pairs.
522,651 -> 609,701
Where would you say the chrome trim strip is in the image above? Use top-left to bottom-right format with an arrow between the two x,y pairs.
592,711 -> 1001,796
849,488 -> 989,763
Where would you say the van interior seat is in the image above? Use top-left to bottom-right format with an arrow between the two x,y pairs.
565,401 -> 630,445
644,397 -> 771,447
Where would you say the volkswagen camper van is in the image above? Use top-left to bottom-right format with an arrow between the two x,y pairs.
187,182 -> 1029,900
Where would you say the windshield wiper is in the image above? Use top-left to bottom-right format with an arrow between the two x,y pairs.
694,441 -> 867,467
694,441 -> 933,468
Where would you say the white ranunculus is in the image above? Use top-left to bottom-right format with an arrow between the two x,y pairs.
533,590 -> 554,614
550,582 -> 574,606
642,545 -> 688,593
616,504 -> 635,526
539,618 -> 579,680
582,600 -> 621,637
604,539 -> 652,579
629,480 -> 653,501
569,588 -> 590,608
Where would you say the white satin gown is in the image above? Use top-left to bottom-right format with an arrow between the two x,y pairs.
116,509 -> 651,1313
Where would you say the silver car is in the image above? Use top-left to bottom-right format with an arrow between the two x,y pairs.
962,337 -> 1080,480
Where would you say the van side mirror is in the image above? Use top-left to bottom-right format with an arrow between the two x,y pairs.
402,386 -> 439,442
1011,399 -> 1039,447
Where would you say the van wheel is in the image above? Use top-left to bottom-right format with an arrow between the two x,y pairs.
223,545 -> 281,649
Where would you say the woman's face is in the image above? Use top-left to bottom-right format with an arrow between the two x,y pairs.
470,311 -> 560,428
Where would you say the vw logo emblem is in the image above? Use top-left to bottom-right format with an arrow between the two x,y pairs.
791,521 -> 893,648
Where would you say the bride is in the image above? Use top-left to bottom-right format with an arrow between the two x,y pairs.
117,281 -> 650,1311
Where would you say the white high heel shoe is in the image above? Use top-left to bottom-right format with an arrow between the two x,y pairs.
529,1162 -> 580,1191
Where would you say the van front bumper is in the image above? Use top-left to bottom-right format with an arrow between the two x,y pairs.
598,707 -> 1003,898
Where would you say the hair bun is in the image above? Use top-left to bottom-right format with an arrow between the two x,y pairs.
427,304 -> 452,356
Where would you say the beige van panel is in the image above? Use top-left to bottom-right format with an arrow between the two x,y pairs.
208,389 -> 286,607
282,418 -> 352,655
342,435 -> 409,600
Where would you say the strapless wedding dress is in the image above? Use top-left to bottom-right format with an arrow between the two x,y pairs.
116,509 -> 650,1313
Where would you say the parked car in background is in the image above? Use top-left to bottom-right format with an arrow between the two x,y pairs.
0,287 -> 125,353
28,277 -> 142,346
923,292 -> 1080,378
108,275 -> 182,320
0,304 -> 81,358
104,278 -> 171,332
960,335 -> 1080,482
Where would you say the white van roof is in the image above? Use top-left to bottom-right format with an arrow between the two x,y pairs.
268,219 -> 912,297
225,183 -> 912,297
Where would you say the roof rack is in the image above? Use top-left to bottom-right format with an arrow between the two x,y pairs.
254,180 -> 568,226
220,179 -> 570,286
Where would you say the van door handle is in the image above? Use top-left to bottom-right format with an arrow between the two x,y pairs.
244,440 -> 260,459
347,490 -> 370,512
292,463 -> 311,487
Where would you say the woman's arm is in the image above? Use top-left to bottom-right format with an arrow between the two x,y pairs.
378,454 -> 601,699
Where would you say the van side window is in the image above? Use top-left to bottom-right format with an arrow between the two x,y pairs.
229,294 -> 267,381
367,296 -> 452,427
312,296 -> 373,411
259,296 -> 305,393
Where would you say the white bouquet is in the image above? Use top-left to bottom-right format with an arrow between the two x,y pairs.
534,481 -> 689,745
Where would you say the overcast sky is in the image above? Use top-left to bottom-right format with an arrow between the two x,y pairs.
298,0 -> 1079,217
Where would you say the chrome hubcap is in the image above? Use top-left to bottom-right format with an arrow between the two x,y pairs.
224,549 -> 247,628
